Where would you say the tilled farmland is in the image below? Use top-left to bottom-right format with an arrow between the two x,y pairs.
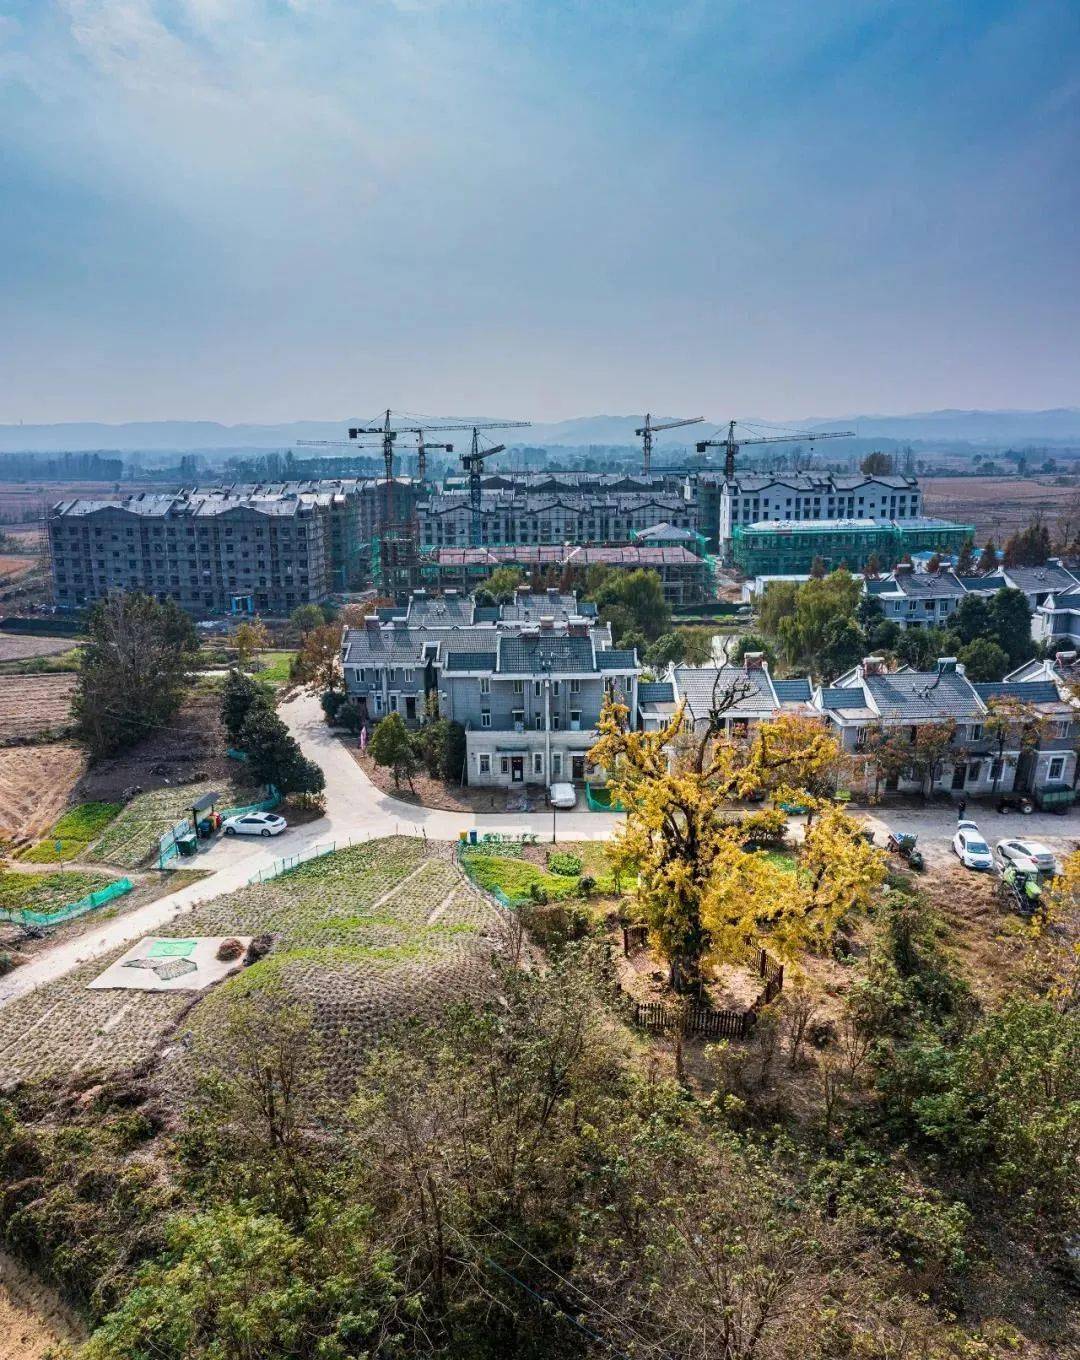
0,744 -> 85,843
0,837 -> 505,1091
0,675 -> 75,742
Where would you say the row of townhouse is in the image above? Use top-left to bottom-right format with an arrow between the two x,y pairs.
866,558 -> 1080,631
422,543 -> 709,606
656,651 -> 1076,796
341,588 -> 635,786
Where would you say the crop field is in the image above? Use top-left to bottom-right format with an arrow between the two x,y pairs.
0,745 -> 85,843
19,802 -> 122,863
921,475 -> 1077,541
0,838 -> 502,1089
0,868 -> 115,918
0,634 -> 79,663
89,782 -> 244,868
0,675 -> 75,742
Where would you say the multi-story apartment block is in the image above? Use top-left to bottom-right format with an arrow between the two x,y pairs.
48,478 -> 425,615
702,471 -> 923,558
416,491 -> 697,550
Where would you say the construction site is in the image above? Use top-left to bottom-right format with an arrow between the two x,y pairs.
45,410 -> 974,614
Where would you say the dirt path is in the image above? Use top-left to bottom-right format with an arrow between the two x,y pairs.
0,1251 -> 85,1358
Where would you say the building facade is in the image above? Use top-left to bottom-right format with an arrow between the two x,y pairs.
732,517 -> 972,577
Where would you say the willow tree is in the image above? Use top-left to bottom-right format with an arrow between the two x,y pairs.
591,684 -> 867,988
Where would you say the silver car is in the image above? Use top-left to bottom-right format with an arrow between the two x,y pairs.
995,838 -> 1058,876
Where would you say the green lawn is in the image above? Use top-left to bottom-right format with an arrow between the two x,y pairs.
249,651 -> 295,686
757,849 -> 798,874
0,868 -> 115,917
462,846 -> 624,903
0,647 -> 84,675
19,802 -> 123,863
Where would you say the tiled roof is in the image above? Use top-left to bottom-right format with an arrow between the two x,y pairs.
863,669 -> 982,720
444,651 -> 498,671
343,631 -> 427,666
596,649 -> 637,670
974,681 -> 1065,706
887,571 -> 966,598
407,596 -> 475,625
638,681 -> 676,704
1004,564 -> 1079,593
673,665 -> 776,717
956,573 -> 1006,591
819,685 -> 870,711
497,634 -> 596,674
773,678 -> 812,702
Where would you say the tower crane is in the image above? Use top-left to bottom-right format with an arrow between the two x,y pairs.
459,422 -> 528,546
696,421 -> 855,482
635,413 -> 704,476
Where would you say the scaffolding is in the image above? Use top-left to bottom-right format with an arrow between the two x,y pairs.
731,517 -> 974,576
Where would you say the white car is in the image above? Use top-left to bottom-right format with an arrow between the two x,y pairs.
996,838 -> 1058,876
952,821 -> 994,870
223,811 -> 288,838
548,782 -> 577,810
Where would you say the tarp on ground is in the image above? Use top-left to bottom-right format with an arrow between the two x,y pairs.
88,936 -> 253,992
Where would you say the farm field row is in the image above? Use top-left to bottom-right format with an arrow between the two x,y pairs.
0,745 -> 85,844
0,674 -> 75,741
0,837 -> 501,1089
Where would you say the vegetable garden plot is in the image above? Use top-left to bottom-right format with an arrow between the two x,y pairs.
0,838 -> 502,1090
90,782 -> 246,868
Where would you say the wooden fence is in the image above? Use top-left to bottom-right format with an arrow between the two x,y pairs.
629,946 -> 785,1041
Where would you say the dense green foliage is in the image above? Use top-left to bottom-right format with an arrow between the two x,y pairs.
74,592 -> 198,756
240,703 -> 325,796
584,565 -> 670,646
19,801 -> 122,862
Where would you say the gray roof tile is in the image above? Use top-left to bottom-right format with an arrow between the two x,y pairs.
864,670 -> 983,720
497,634 -> 596,674
638,681 -> 676,703
773,678 -> 812,702
674,665 -> 776,718
596,649 -> 637,670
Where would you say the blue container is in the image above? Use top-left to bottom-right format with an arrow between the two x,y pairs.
469,829 -> 478,845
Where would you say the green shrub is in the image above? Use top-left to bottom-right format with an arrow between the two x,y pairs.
548,851 -> 582,877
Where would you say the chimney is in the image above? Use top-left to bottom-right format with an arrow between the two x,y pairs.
743,651 -> 765,671
895,562 -> 913,576
861,655 -> 886,677
546,586 -> 559,599
413,588 -> 427,599
568,619 -> 588,638
1048,557 -> 1062,568
1055,649 -> 1078,668
364,615 -> 381,634
540,615 -> 555,631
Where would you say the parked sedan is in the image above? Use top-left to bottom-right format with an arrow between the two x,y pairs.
952,821 -> 994,870
548,783 -> 577,810
995,838 -> 1058,876
223,811 -> 288,838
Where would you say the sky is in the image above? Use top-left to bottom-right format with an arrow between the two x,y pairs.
1,0 -> 1078,425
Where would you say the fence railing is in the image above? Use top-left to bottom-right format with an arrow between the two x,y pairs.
0,877 -> 133,928
585,785 -> 625,813
629,946 -> 785,1041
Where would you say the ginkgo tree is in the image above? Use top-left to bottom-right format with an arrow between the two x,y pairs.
591,683 -> 882,988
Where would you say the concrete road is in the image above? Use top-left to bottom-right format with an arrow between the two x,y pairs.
0,692 -> 622,1005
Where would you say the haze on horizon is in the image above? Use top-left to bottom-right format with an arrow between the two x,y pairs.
1,1 -> 1078,427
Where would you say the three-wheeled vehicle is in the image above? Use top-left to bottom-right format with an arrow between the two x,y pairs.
1000,862 -> 1044,914
886,831 -> 925,871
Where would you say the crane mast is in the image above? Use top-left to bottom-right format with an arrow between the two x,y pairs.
635,412 -> 704,476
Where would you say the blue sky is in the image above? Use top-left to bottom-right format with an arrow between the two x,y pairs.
1,0 -> 1078,423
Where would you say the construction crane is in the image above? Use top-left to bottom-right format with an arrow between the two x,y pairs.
414,432 -> 454,485
635,413 -> 704,476
696,420 -> 855,482
459,426 -> 525,547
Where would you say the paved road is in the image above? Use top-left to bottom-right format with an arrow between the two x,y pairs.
2,691 -> 1076,1004
0,693 -> 621,1005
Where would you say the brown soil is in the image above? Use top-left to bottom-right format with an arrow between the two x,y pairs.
0,745 -> 85,843
921,475 -> 1075,541
0,635 -> 76,663
78,689 -> 242,803
0,675 -> 75,742
0,1250 -> 85,1358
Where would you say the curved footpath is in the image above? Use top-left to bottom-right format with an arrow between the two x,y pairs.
0,692 -> 623,1006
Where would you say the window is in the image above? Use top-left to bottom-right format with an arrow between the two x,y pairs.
501,757 -> 510,775
478,753 -> 491,775
357,668 -> 366,683
513,679 -> 524,694
389,694 -> 398,712
512,709 -> 524,727
534,715 -> 543,731
1049,756 -> 1066,781
533,752 -> 543,776
570,679 -> 581,694
552,680 -> 560,696
403,669 -> 413,684
570,709 -> 581,728
552,752 -> 562,777
374,693 -> 383,713
481,710 -> 491,729
480,677 -> 490,694
534,681 -> 542,698
969,723 -> 983,741
552,714 -> 560,730
1052,719 -> 1071,738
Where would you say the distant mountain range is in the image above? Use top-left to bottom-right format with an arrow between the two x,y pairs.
1,408 -> 1079,453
